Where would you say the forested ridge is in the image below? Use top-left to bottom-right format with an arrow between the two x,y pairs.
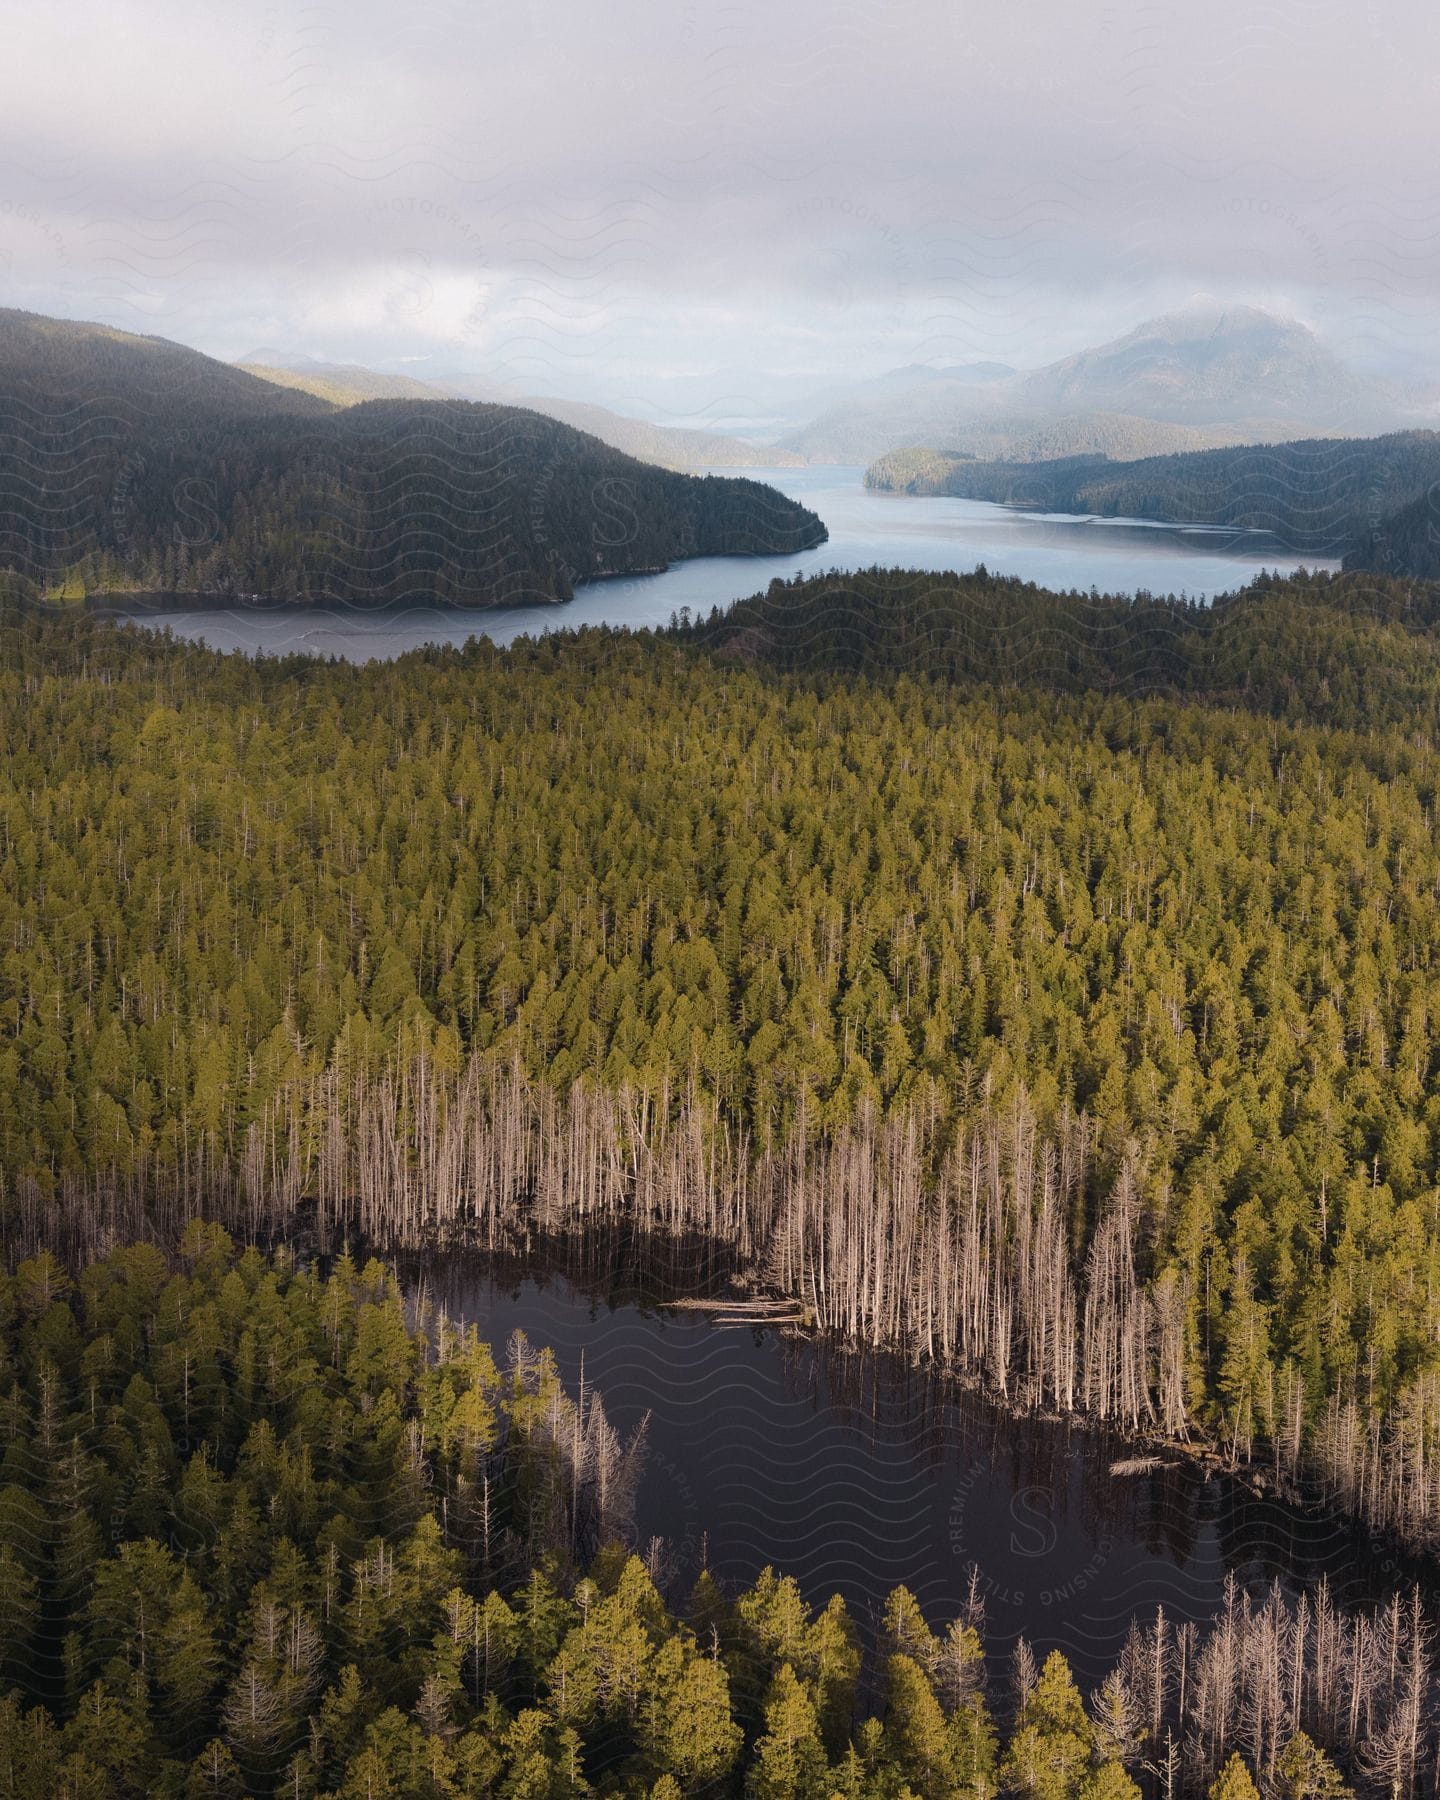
7,568 -> 1440,1553
0,309 -> 825,607
863,435 -> 1440,578
688,565 -> 1440,731
0,1233 -> 1432,1799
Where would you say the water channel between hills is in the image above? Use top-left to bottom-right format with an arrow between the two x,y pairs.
116,465 -> 1338,663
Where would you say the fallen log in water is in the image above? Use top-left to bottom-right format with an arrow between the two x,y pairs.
663,1295 -> 809,1323
1109,1455 -> 1166,1477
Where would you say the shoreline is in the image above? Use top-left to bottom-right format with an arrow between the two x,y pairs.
400,1218 -> 1440,1581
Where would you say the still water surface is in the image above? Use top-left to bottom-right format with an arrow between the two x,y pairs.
417,1240 -> 1408,1687
119,467 -> 1337,662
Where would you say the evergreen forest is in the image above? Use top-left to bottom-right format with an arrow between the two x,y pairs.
0,311 -> 825,607
6,566 -> 1440,1566
0,1232 -> 1429,1799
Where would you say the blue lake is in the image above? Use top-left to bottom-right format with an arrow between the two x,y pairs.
117,466 -> 1336,662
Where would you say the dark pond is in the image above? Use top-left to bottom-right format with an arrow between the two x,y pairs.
412,1234 -> 1415,1689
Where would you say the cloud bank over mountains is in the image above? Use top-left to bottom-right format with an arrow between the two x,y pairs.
2,0 -> 1438,426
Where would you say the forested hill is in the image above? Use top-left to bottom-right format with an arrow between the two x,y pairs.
0,308 -> 331,425
865,432 -> 1440,577
238,353 -> 808,472
1348,480 -> 1440,580
0,309 -> 826,606
686,563 -> 1440,731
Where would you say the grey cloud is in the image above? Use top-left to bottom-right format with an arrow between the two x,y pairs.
2,0 -> 1437,416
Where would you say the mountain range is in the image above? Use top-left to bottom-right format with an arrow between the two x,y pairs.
236,351 -> 803,471
234,302 -> 1431,477
774,301 -> 1429,465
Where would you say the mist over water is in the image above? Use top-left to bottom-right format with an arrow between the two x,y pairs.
118,467 -> 1335,663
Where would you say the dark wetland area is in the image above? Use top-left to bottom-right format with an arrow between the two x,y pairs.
412,1231 -> 1425,1690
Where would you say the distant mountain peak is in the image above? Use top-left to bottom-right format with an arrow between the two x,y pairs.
1117,299 -> 1319,346
778,301 -> 1404,464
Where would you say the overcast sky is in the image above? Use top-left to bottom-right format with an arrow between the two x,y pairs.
2,0 -> 1437,425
